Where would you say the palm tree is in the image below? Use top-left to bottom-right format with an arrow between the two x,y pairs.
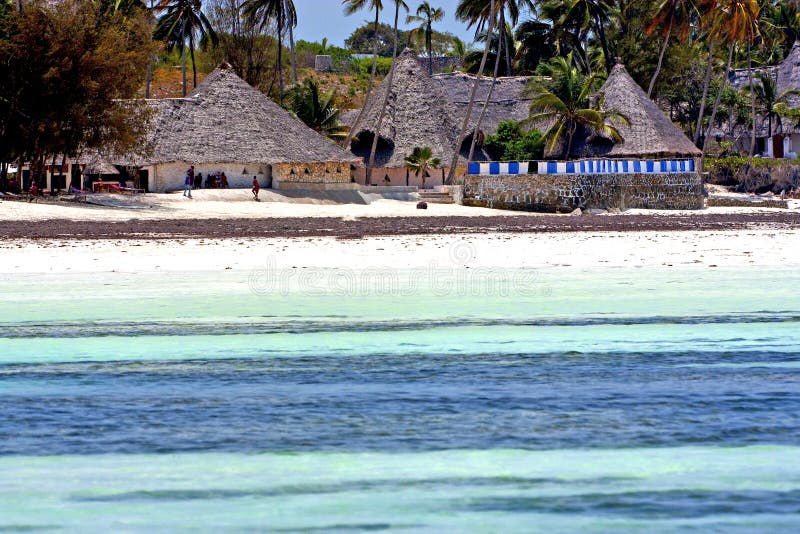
523,54 -> 628,158
289,78 -> 348,140
405,146 -> 441,189
366,0 -> 409,185
557,0 -> 615,75
407,2 -> 445,75
749,71 -> 799,140
456,0 -> 535,75
154,0 -> 218,97
342,0 -> 384,149
700,0 -> 760,163
242,0 -> 297,104
644,0 -> 698,97
447,0 -> 497,184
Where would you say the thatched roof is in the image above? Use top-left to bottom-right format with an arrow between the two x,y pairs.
130,66 -> 360,166
348,49 -> 464,167
432,72 -> 533,135
777,41 -> 800,105
573,63 -> 701,158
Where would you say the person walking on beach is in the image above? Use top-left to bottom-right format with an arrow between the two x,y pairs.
183,168 -> 193,198
252,176 -> 260,201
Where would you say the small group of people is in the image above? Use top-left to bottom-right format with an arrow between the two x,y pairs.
183,165 -> 230,198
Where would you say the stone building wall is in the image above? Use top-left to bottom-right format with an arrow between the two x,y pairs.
272,162 -> 353,189
463,173 -> 704,212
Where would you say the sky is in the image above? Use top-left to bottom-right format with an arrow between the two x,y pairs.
293,0 -> 533,47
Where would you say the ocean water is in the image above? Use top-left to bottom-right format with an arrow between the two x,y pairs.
1,266 -> 799,532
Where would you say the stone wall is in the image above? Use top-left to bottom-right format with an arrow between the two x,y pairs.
272,162 -> 353,189
463,173 -> 704,212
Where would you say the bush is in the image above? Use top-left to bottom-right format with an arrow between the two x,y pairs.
706,156 -> 800,193
483,121 -> 544,161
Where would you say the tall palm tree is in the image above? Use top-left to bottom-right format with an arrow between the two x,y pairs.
154,0 -> 218,97
700,0 -> 760,163
749,72 -> 799,141
447,0 -> 497,184
456,0 -> 535,75
644,0 -> 698,97
557,0 -> 615,75
468,15 -> 508,161
342,0 -> 384,148
242,0 -> 296,104
405,146 -> 441,189
407,2 -> 445,75
366,0 -> 408,185
523,54 -> 628,158
289,78 -> 348,140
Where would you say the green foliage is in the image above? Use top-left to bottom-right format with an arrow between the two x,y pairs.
352,56 -> 394,76
404,146 -> 442,189
484,121 -> 544,161
0,0 -> 154,168
288,78 -> 347,140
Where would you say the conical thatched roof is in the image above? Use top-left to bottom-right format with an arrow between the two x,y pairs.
777,41 -> 800,107
140,65 -> 359,166
575,63 -> 701,158
349,49 -> 463,168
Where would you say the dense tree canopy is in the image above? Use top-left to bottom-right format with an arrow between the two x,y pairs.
0,0 -> 155,175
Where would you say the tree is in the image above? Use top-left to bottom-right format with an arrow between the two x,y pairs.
447,0 -> 497,184
404,146 -> 441,189
523,54 -> 628,158
205,0 -> 278,92
407,2 -> 444,75
483,120 -> 545,160
242,0 -> 296,104
557,0 -> 615,75
0,0 -> 154,186
289,78 -> 347,140
514,20 -> 558,73
342,0 -> 384,149
644,0 -> 698,97
367,0 -> 408,184
700,0 -> 760,163
154,0 -> 218,97
749,71 -> 799,139
456,0 -> 535,75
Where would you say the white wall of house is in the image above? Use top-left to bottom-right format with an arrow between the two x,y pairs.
352,166 -> 458,188
149,161 -> 270,192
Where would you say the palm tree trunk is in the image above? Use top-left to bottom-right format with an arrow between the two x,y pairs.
428,26 -> 433,76
190,33 -> 197,89
145,0 -> 154,99
181,45 -> 187,97
502,16 -> 512,75
702,42 -> 735,168
289,21 -> 298,85
366,1 -> 402,185
596,16 -> 611,75
748,42 -> 756,158
277,18 -> 284,104
648,18 -> 673,98
343,8 -> 381,152
446,0 -> 496,185
468,10 -> 504,162
694,36 -> 716,145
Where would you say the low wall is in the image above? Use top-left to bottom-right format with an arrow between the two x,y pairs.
463,173 -> 704,212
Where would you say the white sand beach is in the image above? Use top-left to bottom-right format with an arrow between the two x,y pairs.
1,188 -> 798,222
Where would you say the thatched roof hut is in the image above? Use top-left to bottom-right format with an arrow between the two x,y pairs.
134,65 -> 360,167
572,63 -> 701,158
348,49 -> 464,168
777,41 -> 800,106
431,72 -> 533,135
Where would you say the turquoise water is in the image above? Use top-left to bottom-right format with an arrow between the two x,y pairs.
1,267 -> 799,532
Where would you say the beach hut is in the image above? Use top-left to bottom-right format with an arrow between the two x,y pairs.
431,71 -> 533,140
348,49 -> 465,187
126,65 -> 361,192
570,63 -> 701,160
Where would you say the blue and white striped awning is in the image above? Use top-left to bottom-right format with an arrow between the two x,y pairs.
467,159 -> 696,175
